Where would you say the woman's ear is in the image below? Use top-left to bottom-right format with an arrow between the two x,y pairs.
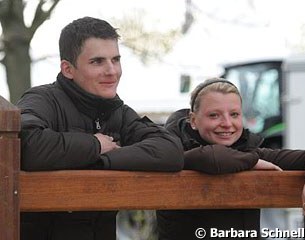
189,112 -> 197,130
60,60 -> 74,79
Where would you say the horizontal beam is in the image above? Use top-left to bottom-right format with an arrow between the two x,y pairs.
20,170 -> 305,212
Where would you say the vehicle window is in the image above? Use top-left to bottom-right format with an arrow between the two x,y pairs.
225,63 -> 281,133
253,69 -> 280,120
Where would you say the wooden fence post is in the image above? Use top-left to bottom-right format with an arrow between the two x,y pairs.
0,96 -> 20,240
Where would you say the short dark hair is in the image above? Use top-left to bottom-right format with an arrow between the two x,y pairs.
59,17 -> 120,66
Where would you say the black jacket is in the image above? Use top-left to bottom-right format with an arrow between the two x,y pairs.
157,109 -> 305,240
17,73 -> 184,240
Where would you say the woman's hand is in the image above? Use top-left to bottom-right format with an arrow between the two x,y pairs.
252,159 -> 283,171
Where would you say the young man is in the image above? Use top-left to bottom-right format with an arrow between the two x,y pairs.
17,17 -> 183,240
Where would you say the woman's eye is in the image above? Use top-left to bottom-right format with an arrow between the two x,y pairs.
231,112 -> 240,118
209,113 -> 218,118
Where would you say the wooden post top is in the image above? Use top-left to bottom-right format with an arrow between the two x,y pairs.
0,96 -> 20,133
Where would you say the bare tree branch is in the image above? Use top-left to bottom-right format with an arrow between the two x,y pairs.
0,38 -> 3,52
29,0 -> 60,38
0,0 -> 25,22
0,44 -> 3,63
114,10 -> 182,64
195,1 -> 267,28
0,0 -> 9,19
32,53 -> 59,63
181,0 -> 195,34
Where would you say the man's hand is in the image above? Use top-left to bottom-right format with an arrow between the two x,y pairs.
253,159 -> 283,171
94,133 -> 120,154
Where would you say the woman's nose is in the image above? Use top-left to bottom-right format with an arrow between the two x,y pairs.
220,115 -> 232,127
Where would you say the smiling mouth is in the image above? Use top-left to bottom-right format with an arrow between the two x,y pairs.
215,132 -> 234,137
99,81 -> 116,85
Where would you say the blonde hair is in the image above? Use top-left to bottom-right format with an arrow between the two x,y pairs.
190,77 -> 241,112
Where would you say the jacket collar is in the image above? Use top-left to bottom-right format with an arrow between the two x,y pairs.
57,73 -> 123,120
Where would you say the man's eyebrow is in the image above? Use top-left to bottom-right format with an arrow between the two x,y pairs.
89,55 -> 121,61
89,56 -> 105,61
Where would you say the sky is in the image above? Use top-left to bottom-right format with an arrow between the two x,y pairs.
1,0 -> 305,112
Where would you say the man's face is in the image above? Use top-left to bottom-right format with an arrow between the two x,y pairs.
66,38 -> 122,99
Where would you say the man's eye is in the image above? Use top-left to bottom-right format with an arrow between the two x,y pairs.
94,59 -> 102,64
112,56 -> 121,63
90,58 -> 103,64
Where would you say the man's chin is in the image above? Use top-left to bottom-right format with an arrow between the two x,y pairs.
96,91 -> 117,99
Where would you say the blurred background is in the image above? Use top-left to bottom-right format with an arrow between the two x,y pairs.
1,0 -> 305,239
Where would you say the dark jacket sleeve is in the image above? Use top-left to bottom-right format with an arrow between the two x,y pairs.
184,145 -> 259,174
254,148 -> 305,170
17,90 -> 102,171
164,109 -> 259,174
100,106 -> 184,172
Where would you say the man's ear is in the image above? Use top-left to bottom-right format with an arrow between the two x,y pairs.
60,60 -> 74,79
189,112 -> 197,130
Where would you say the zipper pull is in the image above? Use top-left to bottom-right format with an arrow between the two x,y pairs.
95,119 -> 101,130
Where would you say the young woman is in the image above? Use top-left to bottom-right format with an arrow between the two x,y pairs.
157,77 -> 305,240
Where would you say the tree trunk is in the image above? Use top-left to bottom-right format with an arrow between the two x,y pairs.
0,0 -> 61,103
4,41 -> 31,104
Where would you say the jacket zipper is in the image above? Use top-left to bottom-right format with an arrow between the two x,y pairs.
95,119 -> 102,130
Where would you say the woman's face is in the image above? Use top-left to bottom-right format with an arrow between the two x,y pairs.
190,91 -> 243,146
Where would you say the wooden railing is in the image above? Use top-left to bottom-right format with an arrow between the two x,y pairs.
1,96 -> 305,240
0,96 -> 20,240
20,170 -> 305,212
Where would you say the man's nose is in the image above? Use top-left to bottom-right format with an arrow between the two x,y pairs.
104,61 -> 116,75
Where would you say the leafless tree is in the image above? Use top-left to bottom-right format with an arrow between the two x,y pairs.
0,0 -> 60,103
0,0 -> 195,103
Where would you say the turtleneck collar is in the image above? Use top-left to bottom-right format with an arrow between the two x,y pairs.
57,73 -> 123,120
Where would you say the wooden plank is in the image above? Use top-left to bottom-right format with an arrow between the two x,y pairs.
0,96 -> 20,240
20,170 -> 305,212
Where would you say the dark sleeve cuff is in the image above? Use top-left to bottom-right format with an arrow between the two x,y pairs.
93,135 -> 101,153
99,154 -> 111,169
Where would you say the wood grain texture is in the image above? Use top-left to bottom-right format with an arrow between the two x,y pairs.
20,170 -> 305,212
0,96 -> 20,133
0,96 -> 20,240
